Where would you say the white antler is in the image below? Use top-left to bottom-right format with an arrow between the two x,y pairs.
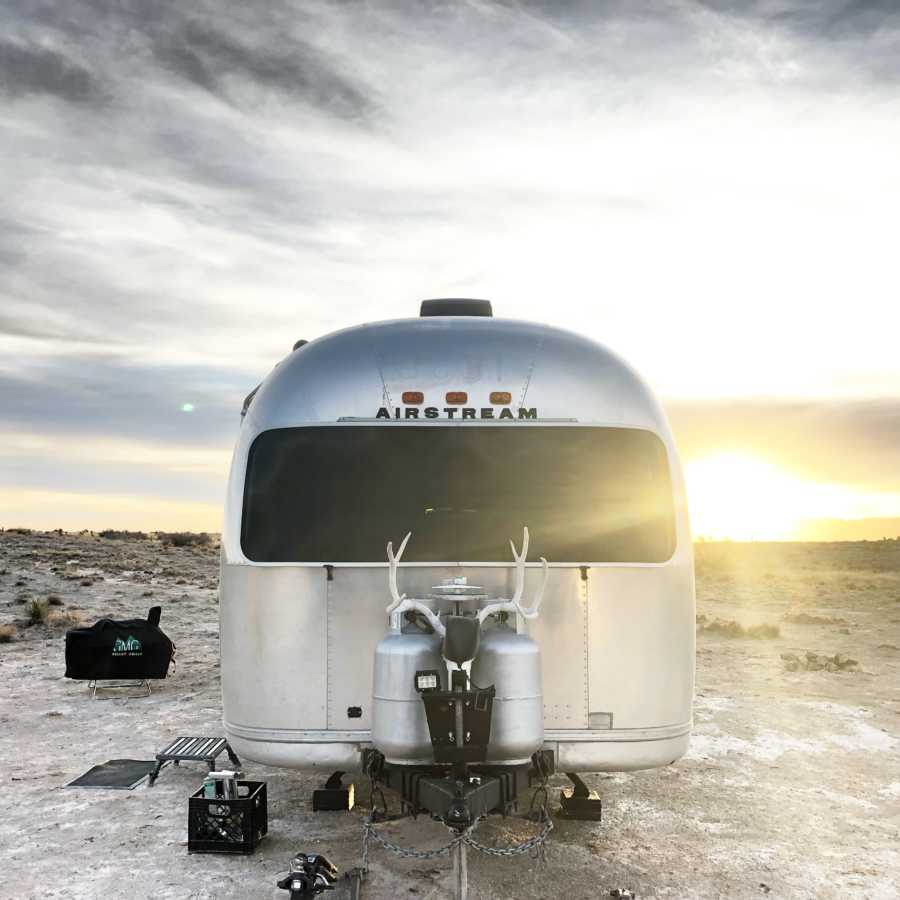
385,531 -> 411,614
508,527 -> 530,608
517,555 -> 549,619
384,531 -> 446,635
477,527 -> 549,624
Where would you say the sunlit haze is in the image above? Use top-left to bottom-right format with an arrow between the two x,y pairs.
2,2 -> 899,540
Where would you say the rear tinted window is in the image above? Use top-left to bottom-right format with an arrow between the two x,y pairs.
241,426 -> 676,563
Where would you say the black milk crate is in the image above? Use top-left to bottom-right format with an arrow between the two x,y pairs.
188,780 -> 267,854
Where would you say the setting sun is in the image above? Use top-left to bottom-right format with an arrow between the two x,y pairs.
684,453 -> 900,542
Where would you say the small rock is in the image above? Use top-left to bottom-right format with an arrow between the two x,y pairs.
782,650 -> 860,673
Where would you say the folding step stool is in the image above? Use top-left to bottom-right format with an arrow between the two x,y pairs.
148,736 -> 241,786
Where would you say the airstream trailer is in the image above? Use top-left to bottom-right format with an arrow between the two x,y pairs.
220,299 -> 694,790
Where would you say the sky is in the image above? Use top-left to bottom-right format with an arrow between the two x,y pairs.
1,0 -> 899,539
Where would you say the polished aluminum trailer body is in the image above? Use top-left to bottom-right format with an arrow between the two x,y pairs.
220,315 -> 694,771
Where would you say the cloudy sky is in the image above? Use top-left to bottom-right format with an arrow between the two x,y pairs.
1,0 -> 899,538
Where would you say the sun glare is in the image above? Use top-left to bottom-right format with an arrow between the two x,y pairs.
682,453 -> 900,542
684,454 -> 802,541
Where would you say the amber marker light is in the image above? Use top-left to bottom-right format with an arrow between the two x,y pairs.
402,391 -> 424,404
490,391 -> 512,404
446,391 -> 468,404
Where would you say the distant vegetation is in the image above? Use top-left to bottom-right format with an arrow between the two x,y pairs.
90,530 -> 214,548
158,532 -> 212,548
99,530 -> 148,540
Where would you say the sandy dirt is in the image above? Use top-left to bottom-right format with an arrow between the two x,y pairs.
0,532 -> 898,900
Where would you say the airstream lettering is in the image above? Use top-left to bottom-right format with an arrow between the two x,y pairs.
374,406 -> 538,419
220,300 -> 694,780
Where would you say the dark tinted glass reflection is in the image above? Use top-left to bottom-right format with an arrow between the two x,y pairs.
241,426 -> 676,563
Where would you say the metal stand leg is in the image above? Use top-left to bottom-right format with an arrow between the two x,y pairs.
225,741 -> 242,768
452,841 -> 468,900
88,679 -> 151,699
148,758 -> 166,787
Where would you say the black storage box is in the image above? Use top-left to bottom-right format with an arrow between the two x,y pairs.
65,606 -> 175,680
188,781 -> 268,854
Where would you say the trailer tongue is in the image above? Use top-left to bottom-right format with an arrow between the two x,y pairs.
361,529 -> 556,899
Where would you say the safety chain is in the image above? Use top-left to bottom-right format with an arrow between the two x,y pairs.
364,819 -> 466,860
464,814 -> 553,859
362,793 -> 554,864
359,751 -> 555,869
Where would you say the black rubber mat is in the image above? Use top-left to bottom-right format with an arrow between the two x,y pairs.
65,759 -> 157,790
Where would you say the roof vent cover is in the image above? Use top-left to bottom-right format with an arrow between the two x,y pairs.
420,298 -> 493,317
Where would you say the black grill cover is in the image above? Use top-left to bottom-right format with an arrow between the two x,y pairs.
65,607 -> 175,680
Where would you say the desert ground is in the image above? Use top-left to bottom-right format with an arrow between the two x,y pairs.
0,531 -> 898,900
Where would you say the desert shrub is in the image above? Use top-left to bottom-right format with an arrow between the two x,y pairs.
158,531 -> 211,548
7,527 -> 33,535
46,594 -> 64,606
99,529 -> 148,540
47,609 -> 83,628
783,611 -> 847,626
698,617 -> 780,639
0,624 -> 16,643
26,599 -> 49,625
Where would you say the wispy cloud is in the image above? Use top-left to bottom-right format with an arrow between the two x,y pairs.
1,0 -> 898,528
0,38 -> 107,105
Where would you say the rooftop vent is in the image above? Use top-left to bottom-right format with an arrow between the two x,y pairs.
419,298 -> 493,317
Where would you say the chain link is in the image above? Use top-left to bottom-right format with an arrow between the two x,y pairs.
463,815 -> 554,858
364,820 -> 465,859
362,802 -> 553,863
362,818 -> 370,871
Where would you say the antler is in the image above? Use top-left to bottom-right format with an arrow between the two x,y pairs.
508,527 -> 530,608
384,532 -> 446,635
518,555 -> 549,619
385,531 -> 411,614
477,527 -> 549,623
511,526 -> 548,618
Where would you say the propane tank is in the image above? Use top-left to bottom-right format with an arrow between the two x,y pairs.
470,622 -> 543,764
372,624 -> 443,764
